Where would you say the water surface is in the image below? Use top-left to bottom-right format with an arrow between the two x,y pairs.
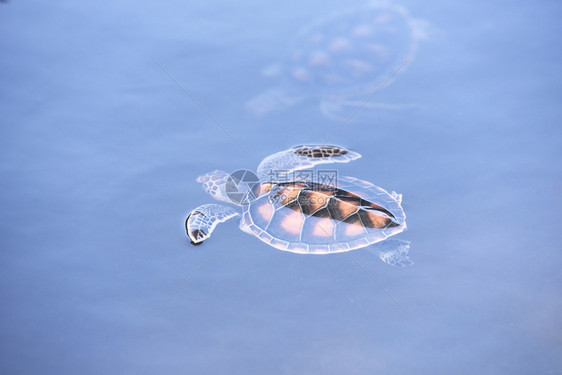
1,1 -> 561,374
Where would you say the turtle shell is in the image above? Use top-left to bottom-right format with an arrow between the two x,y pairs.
283,3 -> 419,96
246,3 -> 427,117
241,176 -> 406,254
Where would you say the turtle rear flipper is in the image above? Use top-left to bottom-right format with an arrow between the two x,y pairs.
186,204 -> 239,245
369,239 -> 413,267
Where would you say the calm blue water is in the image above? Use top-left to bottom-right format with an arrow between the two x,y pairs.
1,1 -> 561,374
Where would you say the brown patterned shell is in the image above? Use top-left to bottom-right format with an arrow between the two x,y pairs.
241,176 -> 406,254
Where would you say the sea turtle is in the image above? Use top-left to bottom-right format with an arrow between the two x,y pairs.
245,1 -> 430,120
185,145 -> 411,266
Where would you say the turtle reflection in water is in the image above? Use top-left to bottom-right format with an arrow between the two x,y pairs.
245,2 -> 430,120
186,145 -> 412,266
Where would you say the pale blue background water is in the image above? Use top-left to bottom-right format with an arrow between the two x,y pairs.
1,1 -> 561,374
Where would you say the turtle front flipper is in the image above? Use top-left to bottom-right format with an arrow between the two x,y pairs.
185,204 -> 239,245
320,98 -> 423,122
257,145 -> 361,181
368,239 -> 413,267
245,89 -> 303,117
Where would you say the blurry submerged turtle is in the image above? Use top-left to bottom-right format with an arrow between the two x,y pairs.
246,2 -> 430,120
186,145 -> 411,266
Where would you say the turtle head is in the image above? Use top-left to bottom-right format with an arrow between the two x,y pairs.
196,170 -> 232,203
196,169 -> 262,206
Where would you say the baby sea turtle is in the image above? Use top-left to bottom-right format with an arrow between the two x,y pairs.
246,2 -> 430,120
186,145 -> 411,266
